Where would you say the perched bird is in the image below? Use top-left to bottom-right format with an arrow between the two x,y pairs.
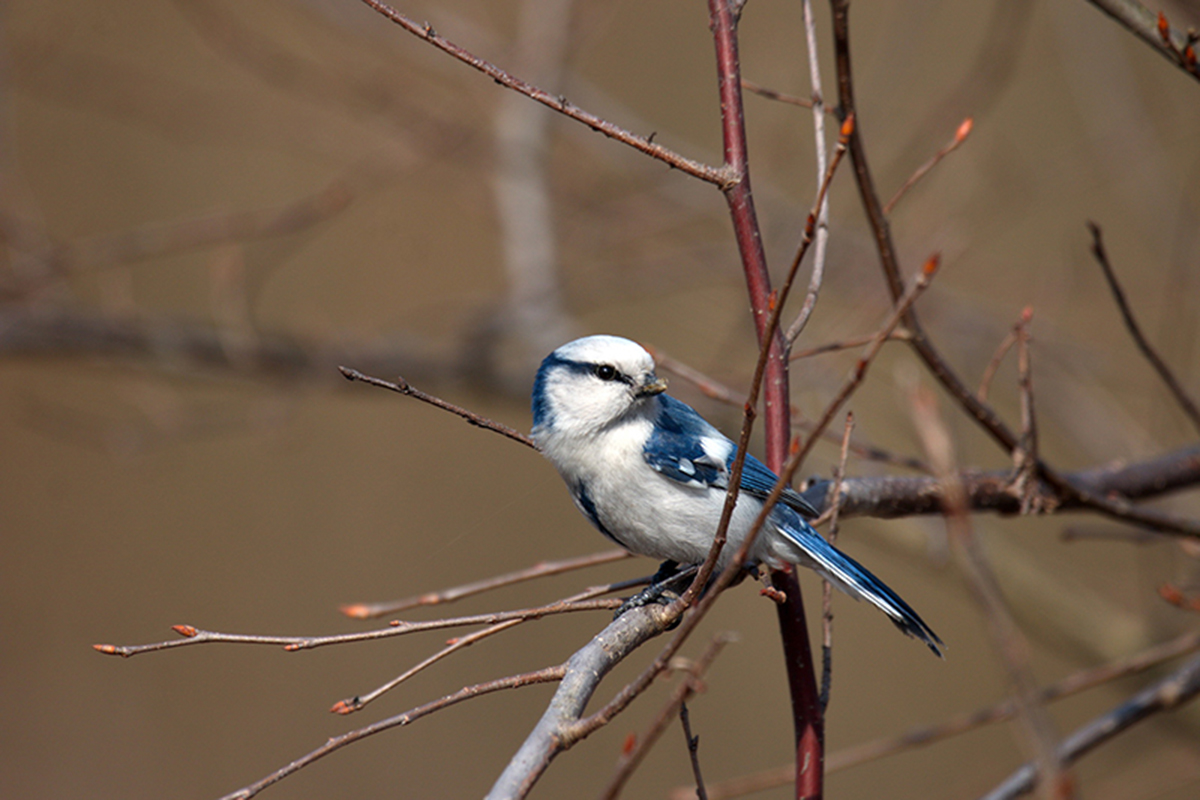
531,335 -> 942,655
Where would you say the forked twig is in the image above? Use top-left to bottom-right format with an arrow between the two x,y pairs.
598,635 -> 732,799
217,666 -> 567,800
93,598 -> 619,657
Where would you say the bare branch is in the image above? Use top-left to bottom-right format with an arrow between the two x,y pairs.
1088,221 -> 1200,434
219,666 -> 567,800
598,635 -> 732,800
883,118 -> 973,215
341,548 -> 633,619
685,630 -> 1200,798
1084,0 -> 1200,82
355,0 -> 730,186
979,653 -> 1200,800
339,366 -> 536,449
93,598 -> 619,657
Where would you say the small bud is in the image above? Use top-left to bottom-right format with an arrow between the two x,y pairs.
172,624 -> 198,638
340,604 -> 370,619
1159,583 -> 1185,606
840,113 -> 856,138
955,117 -> 974,143
622,732 -> 638,755
1021,306 -> 1034,323
93,644 -> 118,654
922,253 -> 941,276
1158,11 -> 1171,44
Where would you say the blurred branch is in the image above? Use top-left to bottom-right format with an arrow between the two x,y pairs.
677,629 -> 1200,799
909,381 -> 1070,799
1088,221 -> 1200,434
979,652 -> 1200,800
0,179 -> 353,297
1084,0 -> 1200,82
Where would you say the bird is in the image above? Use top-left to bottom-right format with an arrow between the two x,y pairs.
531,334 -> 943,656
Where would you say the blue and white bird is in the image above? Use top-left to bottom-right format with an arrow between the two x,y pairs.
531,335 -> 942,655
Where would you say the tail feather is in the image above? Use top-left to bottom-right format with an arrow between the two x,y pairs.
780,521 -> 944,657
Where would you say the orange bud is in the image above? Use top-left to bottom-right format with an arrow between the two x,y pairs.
340,603 -> 370,619
1186,45 -> 1196,68
955,117 -> 974,143
1158,11 -> 1170,44
767,289 -> 778,312
840,113 -> 856,138
1159,583 -> 1185,606
1021,306 -> 1034,323
172,624 -> 198,638
330,700 -> 354,715
622,732 -> 638,755
93,644 -> 118,654
923,253 -> 941,275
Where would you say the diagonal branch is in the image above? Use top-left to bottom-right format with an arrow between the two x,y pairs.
979,652 -> 1200,800
1084,0 -> 1200,83
355,0 -> 730,186
1087,221 -> 1200,434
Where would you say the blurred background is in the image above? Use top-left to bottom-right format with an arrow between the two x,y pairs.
2,1 -> 1199,798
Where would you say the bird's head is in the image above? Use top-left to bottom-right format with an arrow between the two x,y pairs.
531,335 -> 667,437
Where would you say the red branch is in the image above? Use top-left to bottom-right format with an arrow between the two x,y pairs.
708,2 -> 822,797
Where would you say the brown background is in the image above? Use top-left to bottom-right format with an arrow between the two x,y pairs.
2,1 -> 1198,798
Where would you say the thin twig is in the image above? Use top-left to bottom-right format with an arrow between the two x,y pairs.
977,319 -> 1023,403
93,598 -> 619,657
217,665 -> 567,800
1087,221 -> 1200,435
740,79 -> 830,110
598,635 -> 731,800
883,118 -> 973,215
338,366 -> 536,448
1013,309 -> 1040,514
790,255 -> 940,474
652,346 -> 929,473
684,630 -> 1200,799
681,701 -> 709,800
335,578 -> 641,714
356,0 -> 731,187
820,412 -> 854,713
790,330 -> 910,361
341,548 -> 633,618
783,0 -> 835,346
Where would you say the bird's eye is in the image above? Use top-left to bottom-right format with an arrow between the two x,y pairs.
593,364 -> 618,381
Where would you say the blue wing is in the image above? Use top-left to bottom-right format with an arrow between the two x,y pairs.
644,397 -> 943,655
643,395 -> 819,518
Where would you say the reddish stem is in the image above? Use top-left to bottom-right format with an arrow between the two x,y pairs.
709,2 -> 823,797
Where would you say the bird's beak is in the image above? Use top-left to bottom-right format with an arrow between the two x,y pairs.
637,375 -> 668,397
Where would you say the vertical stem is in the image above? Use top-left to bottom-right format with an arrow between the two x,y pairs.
709,2 -> 823,797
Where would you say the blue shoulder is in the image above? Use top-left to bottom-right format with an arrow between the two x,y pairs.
643,396 -> 732,488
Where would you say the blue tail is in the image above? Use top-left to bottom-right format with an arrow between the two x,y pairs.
781,521 -> 944,657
